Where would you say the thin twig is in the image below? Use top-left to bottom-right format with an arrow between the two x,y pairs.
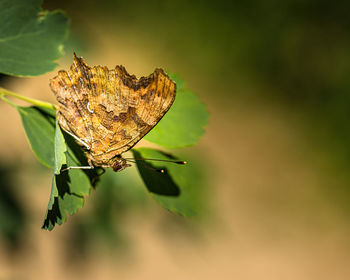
0,87 -> 57,110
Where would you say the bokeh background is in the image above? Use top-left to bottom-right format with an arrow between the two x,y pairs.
1,0 -> 350,279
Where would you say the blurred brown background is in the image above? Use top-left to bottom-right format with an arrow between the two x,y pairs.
1,0 -> 350,279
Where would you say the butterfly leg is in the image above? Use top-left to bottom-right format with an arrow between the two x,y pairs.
60,158 -> 95,172
61,127 -> 91,150
60,165 -> 95,172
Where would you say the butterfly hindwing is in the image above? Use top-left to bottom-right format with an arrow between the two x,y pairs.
50,54 -> 176,168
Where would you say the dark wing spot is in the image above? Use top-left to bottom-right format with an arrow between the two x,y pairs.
118,112 -> 127,122
133,83 -> 141,91
130,108 -> 147,127
120,129 -> 132,140
99,104 -> 107,110
79,77 -> 84,86
82,69 -> 90,80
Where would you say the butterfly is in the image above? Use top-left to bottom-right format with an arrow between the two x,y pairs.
50,53 -> 176,172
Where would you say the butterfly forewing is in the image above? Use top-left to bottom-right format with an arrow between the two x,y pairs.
50,54 -> 176,169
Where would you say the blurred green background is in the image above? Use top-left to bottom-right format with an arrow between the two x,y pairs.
1,0 -> 350,279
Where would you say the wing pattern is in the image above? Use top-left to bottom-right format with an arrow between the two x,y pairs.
50,54 -> 176,167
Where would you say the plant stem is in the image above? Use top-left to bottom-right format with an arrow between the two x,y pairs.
0,94 -> 18,108
0,87 -> 57,110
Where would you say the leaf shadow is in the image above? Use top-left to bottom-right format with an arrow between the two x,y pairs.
56,165 -> 71,196
42,169 -> 72,230
132,150 -> 180,196
42,169 -> 87,230
42,196 -> 62,230
35,106 -> 56,121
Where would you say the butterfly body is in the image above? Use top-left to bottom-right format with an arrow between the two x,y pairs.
50,54 -> 176,171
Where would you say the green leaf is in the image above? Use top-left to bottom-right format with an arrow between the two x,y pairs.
17,106 -> 56,168
0,0 -> 69,76
44,121 -> 66,213
133,148 -> 205,216
144,75 -> 208,148
54,120 -> 66,174
167,73 -> 186,91
42,130 -> 100,231
12,105 -> 97,230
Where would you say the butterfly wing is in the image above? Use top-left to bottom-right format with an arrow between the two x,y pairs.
50,54 -> 176,166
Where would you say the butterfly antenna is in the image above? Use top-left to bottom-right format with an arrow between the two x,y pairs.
125,159 -> 165,173
124,158 -> 187,165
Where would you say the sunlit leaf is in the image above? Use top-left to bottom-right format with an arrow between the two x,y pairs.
133,148 -> 205,216
17,106 -> 56,168
53,120 -> 66,174
42,129 -> 99,231
144,75 -> 208,148
168,73 -> 186,91
0,0 -> 69,76
44,121 -> 65,214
